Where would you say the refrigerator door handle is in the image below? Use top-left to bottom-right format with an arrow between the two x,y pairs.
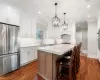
6,26 -> 8,53
6,26 -> 10,53
3,24 -> 7,54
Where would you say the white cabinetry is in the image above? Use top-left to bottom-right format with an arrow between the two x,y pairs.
7,6 -> 20,25
20,48 -> 28,65
20,14 -> 32,38
0,3 -> 36,38
20,13 -> 36,38
0,3 -> 8,23
20,47 -> 37,66
34,47 -> 38,60
27,47 -> 34,62
0,3 -> 20,25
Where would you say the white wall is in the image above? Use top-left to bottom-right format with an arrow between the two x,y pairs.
47,21 -> 61,39
76,30 -> 82,44
88,21 -> 97,58
97,12 -> 100,61
70,22 -> 76,44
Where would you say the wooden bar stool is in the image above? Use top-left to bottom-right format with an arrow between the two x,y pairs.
76,42 -> 82,73
56,46 -> 77,80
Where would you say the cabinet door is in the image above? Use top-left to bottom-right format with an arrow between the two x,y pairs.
0,57 -> 3,75
0,3 -> 7,23
20,14 -> 32,38
27,48 -> 34,62
34,47 -> 37,60
38,51 -> 45,75
20,48 -> 28,65
7,7 -> 20,25
45,53 -> 53,80
3,54 -> 20,74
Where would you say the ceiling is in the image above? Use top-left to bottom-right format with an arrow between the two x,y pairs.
76,21 -> 88,31
1,0 -> 100,24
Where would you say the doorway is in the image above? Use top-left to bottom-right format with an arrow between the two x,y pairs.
76,22 -> 88,54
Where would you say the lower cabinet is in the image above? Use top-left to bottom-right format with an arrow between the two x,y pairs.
20,47 -> 37,66
20,48 -> 28,65
27,48 -> 34,62
34,47 -> 38,60
38,51 -> 53,80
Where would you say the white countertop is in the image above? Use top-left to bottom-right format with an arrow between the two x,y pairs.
38,44 -> 75,55
20,38 -> 41,47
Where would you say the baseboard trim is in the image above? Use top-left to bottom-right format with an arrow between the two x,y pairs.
20,59 -> 37,67
82,50 -> 88,54
87,54 -> 97,59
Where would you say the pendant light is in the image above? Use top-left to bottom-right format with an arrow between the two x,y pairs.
62,13 -> 68,30
52,3 -> 60,27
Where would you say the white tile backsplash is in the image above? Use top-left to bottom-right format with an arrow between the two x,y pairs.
20,38 -> 41,47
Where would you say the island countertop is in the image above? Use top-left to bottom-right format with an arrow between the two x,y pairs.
38,44 -> 75,55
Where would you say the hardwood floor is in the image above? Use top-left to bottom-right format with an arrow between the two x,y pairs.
0,56 -> 100,80
0,61 -> 38,80
76,56 -> 100,80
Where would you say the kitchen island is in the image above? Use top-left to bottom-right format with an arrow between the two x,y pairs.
37,44 -> 75,80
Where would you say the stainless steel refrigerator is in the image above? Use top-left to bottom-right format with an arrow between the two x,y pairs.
0,22 -> 20,76
98,28 -> 100,51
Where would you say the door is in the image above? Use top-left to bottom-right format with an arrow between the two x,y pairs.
0,24 -> 8,56
3,54 -> 20,75
8,25 -> 19,53
98,29 -> 100,51
0,54 -> 20,75
0,56 -> 3,76
0,24 -> 19,56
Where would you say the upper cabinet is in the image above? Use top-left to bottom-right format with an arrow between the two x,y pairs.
0,3 -> 20,25
20,14 -> 32,38
20,12 -> 36,38
0,3 -> 8,23
7,6 -> 20,25
0,3 -> 36,38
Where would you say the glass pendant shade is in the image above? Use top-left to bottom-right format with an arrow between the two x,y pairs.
52,3 -> 60,27
62,13 -> 68,30
62,23 -> 68,30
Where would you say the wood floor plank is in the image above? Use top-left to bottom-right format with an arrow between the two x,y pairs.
0,56 -> 100,80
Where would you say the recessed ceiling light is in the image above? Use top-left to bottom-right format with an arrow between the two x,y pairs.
78,25 -> 80,26
38,11 -> 41,14
71,20 -> 73,22
87,5 -> 90,8
88,15 -> 90,18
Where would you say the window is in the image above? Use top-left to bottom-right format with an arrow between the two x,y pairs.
36,29 -> 45,40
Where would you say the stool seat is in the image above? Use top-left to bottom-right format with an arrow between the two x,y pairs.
56,46 -> 79,80
65,56 -> 71,59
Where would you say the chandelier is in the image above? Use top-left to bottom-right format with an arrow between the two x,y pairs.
52,3 -> 60,27
61,13 -> 68,30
